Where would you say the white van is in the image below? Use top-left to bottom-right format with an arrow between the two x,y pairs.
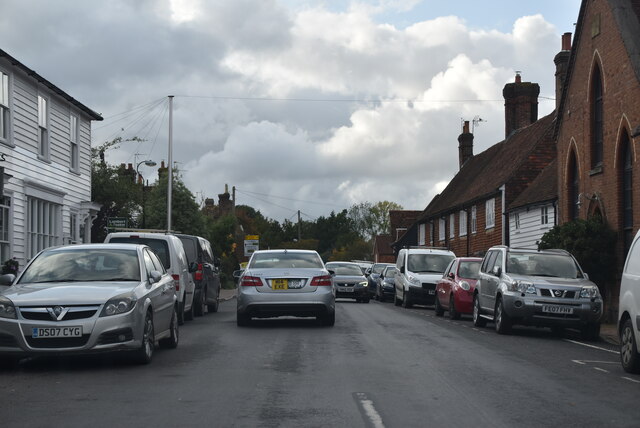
105,232 -> 196,325
394,247 -> 456,308
619,229 -> 640,373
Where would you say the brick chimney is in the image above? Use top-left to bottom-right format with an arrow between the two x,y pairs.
458,120 -> 473,168
503,73 -> 540,138
554,32 -> 572,111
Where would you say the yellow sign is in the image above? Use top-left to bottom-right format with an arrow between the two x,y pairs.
245,235 -> 259,240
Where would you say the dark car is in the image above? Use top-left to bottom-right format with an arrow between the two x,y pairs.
326,261 -> 370,303
366,262 -> 394,298
375,265 -> 397,302
176,234 -> 221,316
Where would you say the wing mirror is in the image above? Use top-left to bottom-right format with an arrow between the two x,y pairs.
492,266 -> 502,277
188,261 -> 198,273
0,273 -> 15,286
149,270 -> 162,284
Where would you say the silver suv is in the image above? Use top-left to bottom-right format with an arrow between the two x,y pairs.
473,246 -> 603,340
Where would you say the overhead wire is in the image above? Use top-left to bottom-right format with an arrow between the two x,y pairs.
235,187 -> 344,208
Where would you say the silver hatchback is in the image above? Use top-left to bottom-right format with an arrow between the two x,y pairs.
236,249 -> 335,326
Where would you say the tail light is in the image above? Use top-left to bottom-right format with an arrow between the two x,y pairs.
172,274 -> 180,291
240,275 -> 263,287
310,275 -> 332,286
194,263 -> 203,281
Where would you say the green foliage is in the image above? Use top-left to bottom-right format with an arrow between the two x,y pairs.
328,238 -> 373,262
538,218 -> 617,292
348,201 -> 403,240
1,257 -> 19,275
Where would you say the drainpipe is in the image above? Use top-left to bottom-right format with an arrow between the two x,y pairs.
499,185 -> 507,246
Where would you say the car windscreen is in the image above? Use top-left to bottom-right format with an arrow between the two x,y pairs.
458,260 -> 481,279
384,268 -> 397,278
19,248 -> 141,283
249,252 -> 324,269
407,254 -> 455,273
506,252 -> 583,278
327,264 -> 363,275
108,237 -> 170,269
372,264 -> 387,274
178,237 -> 198,264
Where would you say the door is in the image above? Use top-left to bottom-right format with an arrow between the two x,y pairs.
145,249 -> 174,331
485,251 -> 503,315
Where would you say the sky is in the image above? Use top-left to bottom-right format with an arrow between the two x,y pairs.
0,0 -> 582,223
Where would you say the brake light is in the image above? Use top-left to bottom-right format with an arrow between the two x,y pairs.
240,275 -> 263,287
172,274 -> 180,291
310,275 -> 332,286
194,263 -> 203,281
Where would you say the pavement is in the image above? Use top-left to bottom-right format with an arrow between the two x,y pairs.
217,286 -> 620,346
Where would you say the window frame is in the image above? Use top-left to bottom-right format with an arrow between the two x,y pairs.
69,114 -> 80,172
471,205 -> 477,234
27,197 -> 62,259
449,213 -> 455,239
37,94 -> 50,161
0,70 -> 11,146
485,198 -> 496,229
418,223 -> 426,246
459,210 -> 467,237
438,218 -> 446,242
591,66 -> 603,169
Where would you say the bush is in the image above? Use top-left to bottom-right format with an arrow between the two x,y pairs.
538,217 -> 617,293
1,258 -> 19,275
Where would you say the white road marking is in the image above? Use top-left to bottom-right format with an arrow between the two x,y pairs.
622,376 -> 640,384
594,367 -> 609,373
572,360 -> 586,365
564,339 -> 619,354
354,392 -> 385,428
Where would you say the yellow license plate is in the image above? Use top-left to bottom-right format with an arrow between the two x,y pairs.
272,279 -> 288,290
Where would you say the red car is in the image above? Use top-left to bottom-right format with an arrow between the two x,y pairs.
435,257 -> 482,319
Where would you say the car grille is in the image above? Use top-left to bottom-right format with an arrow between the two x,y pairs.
421,283 -> 436,291
19,306 -> 100,321
97,328 -> 134,345
539,289 -> 577,299
336,283 -> 354,287
0,333 -> 18,347
25,335 -> 90,349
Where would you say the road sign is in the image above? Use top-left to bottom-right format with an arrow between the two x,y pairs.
244,235 -> 259,257
107,217 -> 128,229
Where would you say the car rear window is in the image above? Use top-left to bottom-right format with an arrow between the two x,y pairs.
178,237 -> 198,264
249,252 -> 323,269
108,237 -> 171,269
458,260 -> 481,279
407,254 -> 455,273
327,264 -> 363,275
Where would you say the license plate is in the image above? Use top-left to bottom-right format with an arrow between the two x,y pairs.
272,279 -> 288,290
542,305 -> 573,315
32,326 -> 83,338
428,289 -> 435,295
339,287 -> 354,292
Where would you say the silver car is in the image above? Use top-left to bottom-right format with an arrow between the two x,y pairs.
325,261 -> 370,303
473,246 -> 603,340
236,249 -> 335,326
0,244 -> 179,364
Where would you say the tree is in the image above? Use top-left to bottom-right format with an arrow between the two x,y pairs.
90,138 -> 144,242
348,201 -> 403,240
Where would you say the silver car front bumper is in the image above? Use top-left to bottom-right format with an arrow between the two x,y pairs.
502,292 -> 602,327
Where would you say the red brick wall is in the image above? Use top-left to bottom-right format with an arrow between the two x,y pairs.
556,0 -> 640,316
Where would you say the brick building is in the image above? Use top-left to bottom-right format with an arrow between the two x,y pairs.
555,0 -> 640,314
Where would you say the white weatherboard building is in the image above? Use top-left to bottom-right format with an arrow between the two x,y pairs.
0,48 -> 102,268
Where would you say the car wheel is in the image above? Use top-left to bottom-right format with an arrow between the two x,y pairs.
394,292 -> 401,306
194,288 -> 205,317
363,297 -> 370,304
434,295 -> 444,316
495,297 -> 512,334
374,294 -> 379,301
159,305 -> 179,349
551,325 -> 565,337
581,322 -> 600,341
472,294 -> 486,327
185,300 -> 194,321
449,295 -> 460,320
177,301 -> 185,326
401,290 -> 412,308
237,312 -> 251,327
621,319 -> 640,374
207,288 -> 220,313
133,311 -> 154,364
320,310 -> 335,326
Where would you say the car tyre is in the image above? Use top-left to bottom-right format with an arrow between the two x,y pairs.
320,310 -> 335,327
580,322 -> 600,341
177,301 -> 185,326
449,295 -> 461,320
133,311 -> 154,364
207,288 -> 220,313
159,305 -> 179,349
363,297 -> 370,304
621,318 -> 640,374
472,294 -> 486,327
394,292 -> 401,306
237,312 -> 251,327
434,295 -> 444,316
494,297 -> 512,335
194,288 -> 206,317
185,300 -> 194,321
401,289 -> 412,308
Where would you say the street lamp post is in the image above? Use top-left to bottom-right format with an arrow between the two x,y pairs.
136,159 -> 157,229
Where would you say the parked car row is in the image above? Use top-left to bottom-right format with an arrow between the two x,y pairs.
0,232 -> 222,365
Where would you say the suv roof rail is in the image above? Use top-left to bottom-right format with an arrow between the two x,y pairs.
404,246 -> 449,250
110,227 -> 182,234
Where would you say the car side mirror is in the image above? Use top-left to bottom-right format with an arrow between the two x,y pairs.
583,272 -> 590,280
188,261 -> 198,273
214,257 -> 221,268
149,270 -> 162,284
448,272 -> 455,279
492,266 -> 502,277
400,266 -> 405,274
0,273 -> 15,286
233,269 -> 243,279
327,269 -> 335,276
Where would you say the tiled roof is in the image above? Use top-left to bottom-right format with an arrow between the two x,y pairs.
419,113 -> 556,221
389,210 -> 422,230
508,158 -> 558,210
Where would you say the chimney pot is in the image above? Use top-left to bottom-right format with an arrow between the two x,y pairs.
562,32 -> 572,51
463,120 -> 470,134
128,163 -> 133,170
515,73 -> 522,83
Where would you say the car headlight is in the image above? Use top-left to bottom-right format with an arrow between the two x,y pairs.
359,281 -> 368,287
458,281 -> 470,291
100,293 -> 137,317
408,275 -> 421,286
580,286 -> 599,299
507,280 -> 535,294
0,296 -> 16,319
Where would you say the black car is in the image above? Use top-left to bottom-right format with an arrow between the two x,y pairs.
326,261 -> 370,303
375,265 -> 397,302
367,263 -> 394,298
176,234 -> 222,315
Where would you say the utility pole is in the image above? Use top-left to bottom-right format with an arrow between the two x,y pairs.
167,95 -> 174,231
297,210 -> 301,242
232,186 -> 236,215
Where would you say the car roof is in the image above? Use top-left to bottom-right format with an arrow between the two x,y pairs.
47,243 -> 145,252
107,232 -> 179,241
253,249 -> 318,254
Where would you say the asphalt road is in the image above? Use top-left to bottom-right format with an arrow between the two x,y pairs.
1,297 -> 638,427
